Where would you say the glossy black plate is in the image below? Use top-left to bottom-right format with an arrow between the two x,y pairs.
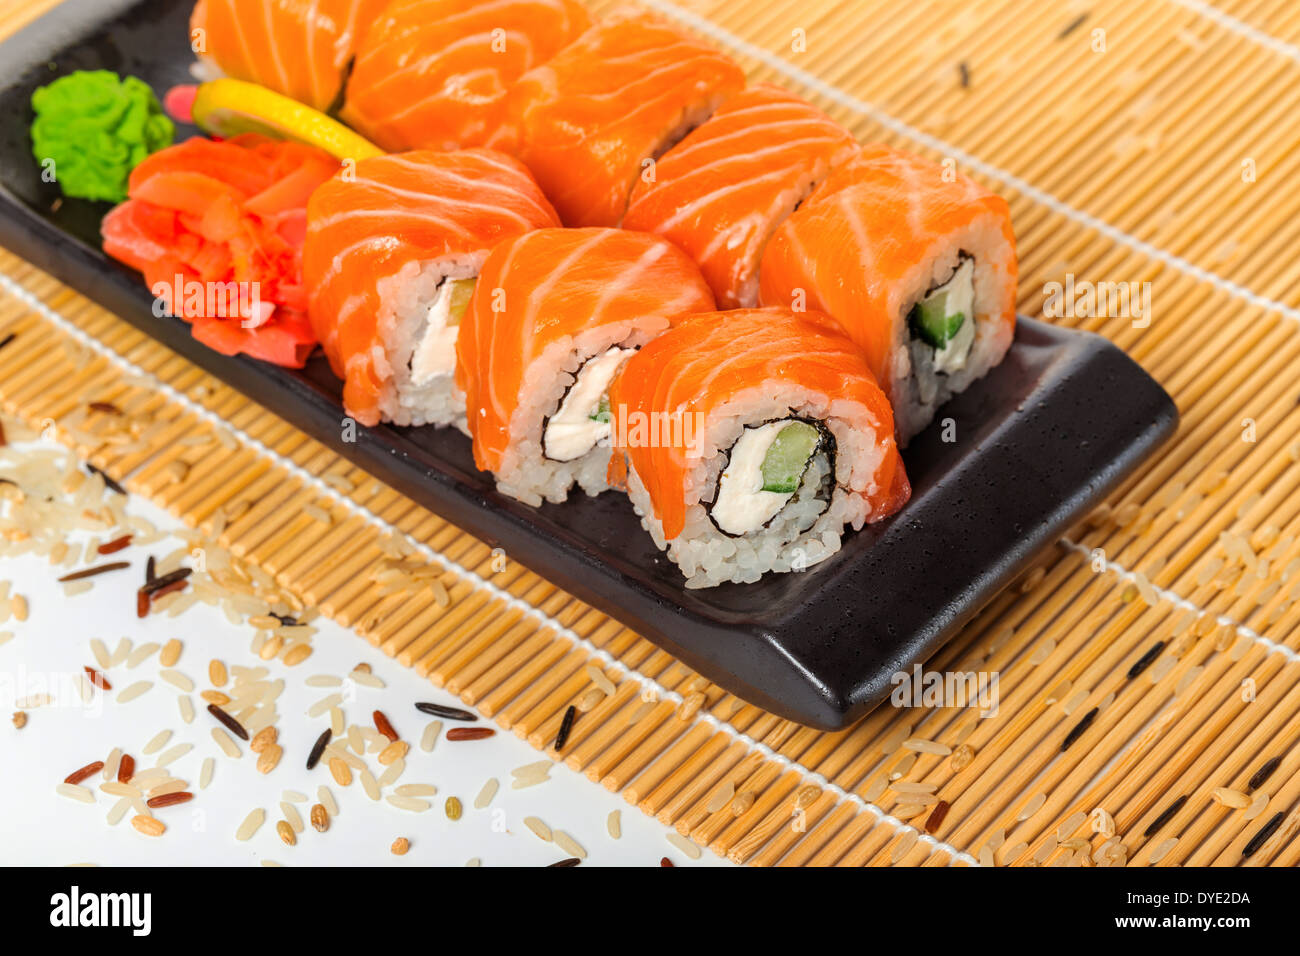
0,0 -> 1178,729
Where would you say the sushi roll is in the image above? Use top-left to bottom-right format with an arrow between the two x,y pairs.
190,0 -> 390,111
303,149 -> 559,429
610,308 -> 909,588
759,144 -> 1018,443
455,227 -> 715,505
341,0 -> 591,153
622,84 -> 857,309
504,9 -> 745,227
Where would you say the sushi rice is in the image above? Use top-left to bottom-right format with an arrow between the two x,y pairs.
624,387 -> 891,588
376,254 -> 483,432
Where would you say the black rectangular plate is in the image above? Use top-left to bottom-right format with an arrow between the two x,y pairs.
0,0 -> 1177,729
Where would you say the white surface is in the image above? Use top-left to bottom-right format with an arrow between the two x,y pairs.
0,440 -> 731,868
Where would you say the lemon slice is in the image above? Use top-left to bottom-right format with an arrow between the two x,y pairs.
191,78 -> 383,161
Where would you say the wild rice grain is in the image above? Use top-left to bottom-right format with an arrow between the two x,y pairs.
373,710 -> 399,741
1242,812 -> 1283,858
146,791 -> 192,809
1061,707 -> 1099,751
60,563 -> 131,584
207,703 -> 248,740
1144,796 -> 1187,837
306,729 -> 331,770
446,727 -> 494,741
1248,757 -> 1280,791
235,808 -> 265,841
554,705 -> 576,751
414,701 -> 476,722
65,761 -> 105,785
925,800 -> 951,834
474,778 -> 499,809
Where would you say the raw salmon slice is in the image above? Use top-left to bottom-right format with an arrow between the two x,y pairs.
342,0 -> 591,153
504,9 -> 745,227
303,148 -> 559,427
623,84 -> 857,308
191,0 -> 390,111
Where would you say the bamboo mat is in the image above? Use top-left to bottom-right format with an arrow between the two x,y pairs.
2,0 -> 1300,867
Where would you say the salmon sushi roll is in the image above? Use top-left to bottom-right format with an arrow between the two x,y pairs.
760,144 -> 1018,443
190,0 -> 389,111
303,149 -> 559,429
456,227 -> 715,505
622,85 -> 856,309
504,9 -> 745,227
609,308 -> 909,588
341,0 -> 591,153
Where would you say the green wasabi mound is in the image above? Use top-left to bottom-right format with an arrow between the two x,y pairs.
30,70 -> 174,203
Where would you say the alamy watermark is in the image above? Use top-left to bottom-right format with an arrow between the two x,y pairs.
1042,274 -> 1151,328
890,664 -> 1000,717
151,275 -> 265,328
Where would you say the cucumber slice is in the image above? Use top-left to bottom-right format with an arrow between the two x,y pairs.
589,396 -> 611,423
443,277 -> 476,327
909,292 -> 966,348
760,421 -> 820,493
909,256 -> 975,349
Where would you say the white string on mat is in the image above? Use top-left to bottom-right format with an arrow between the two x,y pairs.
1058,537 -> 1300,666
643,0 -> 1300,325
0,272 -> 979,867
1170,0 -> 1300,64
